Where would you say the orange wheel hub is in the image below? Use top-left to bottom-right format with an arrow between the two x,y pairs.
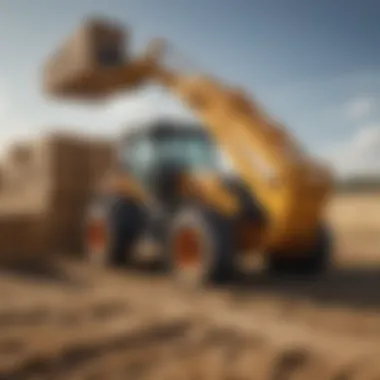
174,228 -> 202,267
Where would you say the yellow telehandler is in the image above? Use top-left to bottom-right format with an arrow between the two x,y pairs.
43,18 -> 333,286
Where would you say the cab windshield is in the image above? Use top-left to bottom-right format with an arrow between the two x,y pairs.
155,131 -> 219,172
122,128 -> 221,185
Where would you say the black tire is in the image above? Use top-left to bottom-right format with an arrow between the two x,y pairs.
266,225 -> 332,276
106,197 -> 146,267
85,196 -> 145,268
167,205 -> 236,287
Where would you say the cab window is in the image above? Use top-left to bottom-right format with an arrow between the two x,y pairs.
122,134 -> 155,185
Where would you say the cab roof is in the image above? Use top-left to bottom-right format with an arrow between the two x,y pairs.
120,117 -> 208,141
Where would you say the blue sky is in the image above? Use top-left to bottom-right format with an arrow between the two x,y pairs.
1,0 -> 380,176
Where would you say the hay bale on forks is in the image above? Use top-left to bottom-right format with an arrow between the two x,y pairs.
43,17 -> 128,100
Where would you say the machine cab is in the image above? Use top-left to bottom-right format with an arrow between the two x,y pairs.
121,119 -> 218,176
118,118 -> 222,207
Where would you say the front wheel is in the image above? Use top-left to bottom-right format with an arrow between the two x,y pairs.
85,197 -> 145,268
167,205 -> 237,288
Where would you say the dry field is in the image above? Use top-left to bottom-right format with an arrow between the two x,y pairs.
327,192 -> 380,264
0,191 -> 379,380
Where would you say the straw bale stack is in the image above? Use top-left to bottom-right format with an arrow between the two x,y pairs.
38,133 -> 116,254
8,142 -> 32,166
1,142 -> 34,192
36,133 -> 91,205
0,131 -> 117,261
87,137 -> 117,188
0,144 -> 47,262
0,192 -> 51,264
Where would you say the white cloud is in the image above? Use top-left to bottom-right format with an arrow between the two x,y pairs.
321,94 -> 380,178
344,96 -> 375,121
322,125 -> 380,178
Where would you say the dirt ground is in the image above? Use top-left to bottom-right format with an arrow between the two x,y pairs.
1,192 -> 380,380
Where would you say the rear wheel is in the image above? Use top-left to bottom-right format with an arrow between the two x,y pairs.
266,225 -> 332,276
168,205 -> 236,288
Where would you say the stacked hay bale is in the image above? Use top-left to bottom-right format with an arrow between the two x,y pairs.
0,132 -> 116,264
1,142 -> 34,192
87,137 -> 117,191
0,141 -> 51,264
37,133 -> 116,255
0,207 -> 50,264
38,134 -> 91,254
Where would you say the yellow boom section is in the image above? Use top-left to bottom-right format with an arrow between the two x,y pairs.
146,61 -> 333,251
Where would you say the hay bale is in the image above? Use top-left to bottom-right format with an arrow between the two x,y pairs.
1,140 -> 50,194
8,143 -> 32,166
2,132 -> 116,200
0,199 -> 51,264
43,17 -> 127,99
49,215 -> 86,254
36,133 -> 116,255
0,160 -> 26,194
87,138 -> 116,188
31,133 -> 91,199
0,131 -> 118,259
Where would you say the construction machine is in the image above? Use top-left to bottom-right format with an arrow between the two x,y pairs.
43,18 -> 334,286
